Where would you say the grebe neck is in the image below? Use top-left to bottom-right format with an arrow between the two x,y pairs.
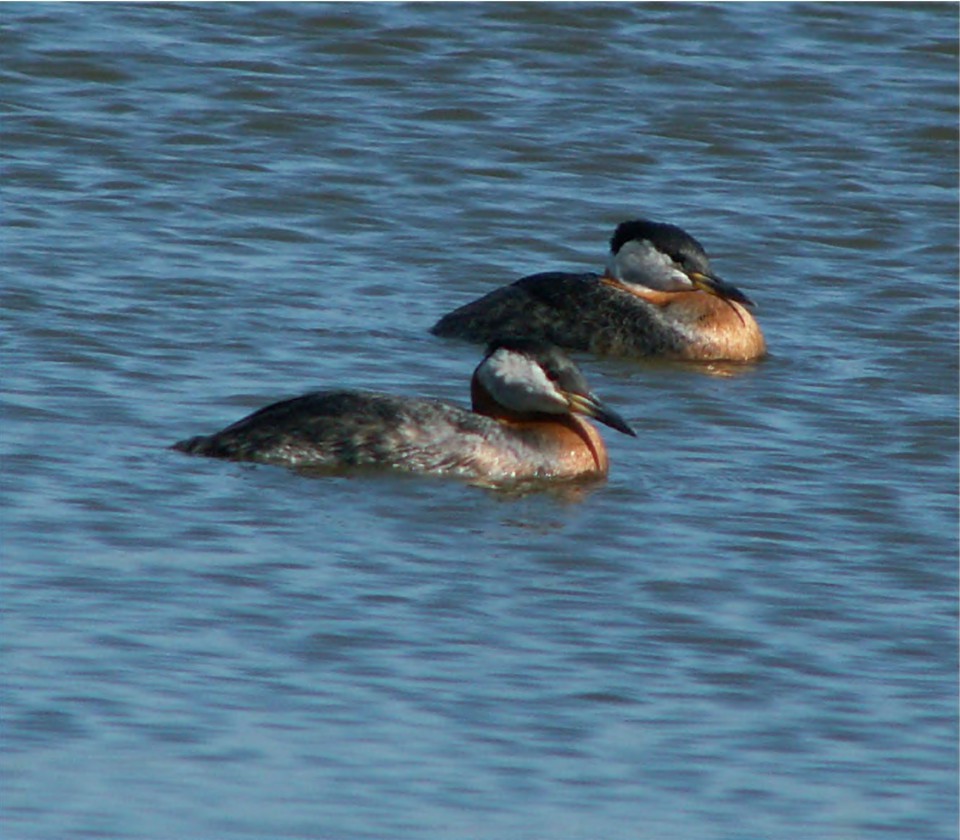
470,375 -> 608,473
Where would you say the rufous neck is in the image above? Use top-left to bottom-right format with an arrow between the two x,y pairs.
470,374 -> 608,473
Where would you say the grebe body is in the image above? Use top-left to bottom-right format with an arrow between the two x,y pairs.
173,341 -> 635,483
432,220 -> 766,362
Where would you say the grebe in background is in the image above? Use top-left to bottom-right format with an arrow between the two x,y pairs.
173,339 -> 635,483
432,219 -> 766,362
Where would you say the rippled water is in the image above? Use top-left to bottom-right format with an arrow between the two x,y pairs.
2,4 -> 957,839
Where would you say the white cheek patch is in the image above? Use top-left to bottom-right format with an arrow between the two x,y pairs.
609,240 -> 692,291
478,349 -> 569,414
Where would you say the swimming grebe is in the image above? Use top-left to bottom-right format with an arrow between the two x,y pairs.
431,219 -> 767,362
172,340 -> 636,482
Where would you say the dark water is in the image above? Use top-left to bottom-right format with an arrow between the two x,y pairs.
2,3 -> 957,839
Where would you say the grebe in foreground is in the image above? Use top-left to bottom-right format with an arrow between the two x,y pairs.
173,340 -> 636,483
432,219 -> 767,362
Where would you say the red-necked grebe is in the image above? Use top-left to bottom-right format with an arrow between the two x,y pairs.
172,340 -> 636,482
431,219 -> 766,362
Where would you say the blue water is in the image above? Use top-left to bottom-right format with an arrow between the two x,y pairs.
2,4 -> 957,839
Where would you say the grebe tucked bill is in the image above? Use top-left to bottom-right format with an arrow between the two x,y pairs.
173,340 -> 636,483
432,219 -> 767,362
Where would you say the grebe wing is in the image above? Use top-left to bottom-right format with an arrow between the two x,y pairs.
174,390 -> 506,474
173,391 -> 394,462
431,272 -> 602,347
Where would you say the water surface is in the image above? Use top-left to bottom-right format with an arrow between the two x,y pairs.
2,4 -> 957,839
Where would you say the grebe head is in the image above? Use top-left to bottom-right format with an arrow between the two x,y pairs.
475,339 -> 636,436
605,219 -> 755,307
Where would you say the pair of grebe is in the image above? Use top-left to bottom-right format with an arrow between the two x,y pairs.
174,220 -> 765,484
